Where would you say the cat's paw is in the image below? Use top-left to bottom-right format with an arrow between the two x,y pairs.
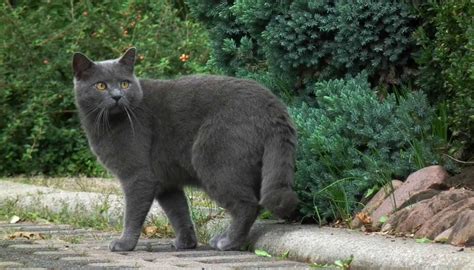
209,233 -> 225,249
209,234 -> 242,251
173,233 -> 197,250
109,238 -> 137,252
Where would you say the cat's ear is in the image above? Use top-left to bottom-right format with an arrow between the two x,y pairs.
72,53 -> 94,79
118,47 -> 136,71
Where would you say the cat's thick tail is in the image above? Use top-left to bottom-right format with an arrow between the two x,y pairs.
259,122 -> 299,219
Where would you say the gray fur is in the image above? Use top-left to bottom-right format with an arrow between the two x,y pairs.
72,48 -> 298,252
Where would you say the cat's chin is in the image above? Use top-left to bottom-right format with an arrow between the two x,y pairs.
108,104 -> 124,114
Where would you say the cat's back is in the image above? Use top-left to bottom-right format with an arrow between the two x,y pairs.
140,75 -> 286,118
141,75 -> 270,97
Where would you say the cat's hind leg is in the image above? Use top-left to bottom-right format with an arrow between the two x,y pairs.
209,200 -> 259,251
156,189 -> 197,249
198,167 -> 260,251
192,119 -> 262,250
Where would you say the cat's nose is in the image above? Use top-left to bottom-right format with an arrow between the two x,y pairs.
112,95 -> 122,102
110,89 -> 122,102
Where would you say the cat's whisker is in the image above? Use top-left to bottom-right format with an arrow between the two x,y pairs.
102,109 -> 108,134
93,108 -> 102,134
98,109 -> 103,134
97,108 -> 106,135
121,99 -> 141,128
84,106 -> 100,118
123,105 -> 136,137
126,103 -> 141,128
104,109 -> 111,133
83,103 -> 96,110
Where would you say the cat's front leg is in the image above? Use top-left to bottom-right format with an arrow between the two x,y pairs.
156,189 -> 197,249
110,174 -> 156,252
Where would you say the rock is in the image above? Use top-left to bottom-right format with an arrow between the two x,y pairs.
445,166 -> 474,190
449,209 -> 474,246
351,180 -> 402,228
415,197 -> 474,239
381,208 -> 408,233
397,189 -> 442,210
434,227 -> 453,243
372,165 -> 450,227
382,189 -> 474,234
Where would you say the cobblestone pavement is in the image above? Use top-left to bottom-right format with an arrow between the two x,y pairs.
0,222 -> 310,269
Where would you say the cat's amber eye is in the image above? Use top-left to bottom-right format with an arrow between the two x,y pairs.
95,82 -> 107,91
120,80 -> 130,89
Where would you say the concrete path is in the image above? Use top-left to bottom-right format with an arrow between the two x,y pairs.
0,222 -> 309,269
1,179 -> 473,269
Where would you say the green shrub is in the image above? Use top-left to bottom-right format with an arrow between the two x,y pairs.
290,74 -> 443,223
414,0 -> 474,154
0,0 -> 209,176
187,0 -> 418,93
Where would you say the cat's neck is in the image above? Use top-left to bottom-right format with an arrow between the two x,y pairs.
79,108 -> 132,138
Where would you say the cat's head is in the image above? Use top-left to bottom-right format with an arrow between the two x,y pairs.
72,48 -> 142,116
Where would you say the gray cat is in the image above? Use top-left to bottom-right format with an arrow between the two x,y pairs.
72,48 -> 298,252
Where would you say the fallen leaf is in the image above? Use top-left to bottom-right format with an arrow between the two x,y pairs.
8,232 -> 44,240
9,215 -> 21,224
279,250 -> 289,259
364,187 -> 377,198
434,237 -> 449,244
36,218 -> 51,224
143,226 -> 158,236
415,237 -> 432,244
355,212 -> 372,225
334,260 -> 344,267
379,215 -> 388,224
255,249 -> 272,257
334,255 -> 354,270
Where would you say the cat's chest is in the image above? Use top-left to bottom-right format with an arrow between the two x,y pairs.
88,129 -> 151,177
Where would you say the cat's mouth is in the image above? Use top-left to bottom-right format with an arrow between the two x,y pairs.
108,102 -> 124,114
108,100 -> 135,118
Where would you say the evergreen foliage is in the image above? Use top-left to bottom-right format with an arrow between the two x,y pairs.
414,0 -> 474,153
290,74 -> 442,222
187,0 -> 418,93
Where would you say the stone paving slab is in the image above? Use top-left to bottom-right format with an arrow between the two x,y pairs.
0,222 -> 310,269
